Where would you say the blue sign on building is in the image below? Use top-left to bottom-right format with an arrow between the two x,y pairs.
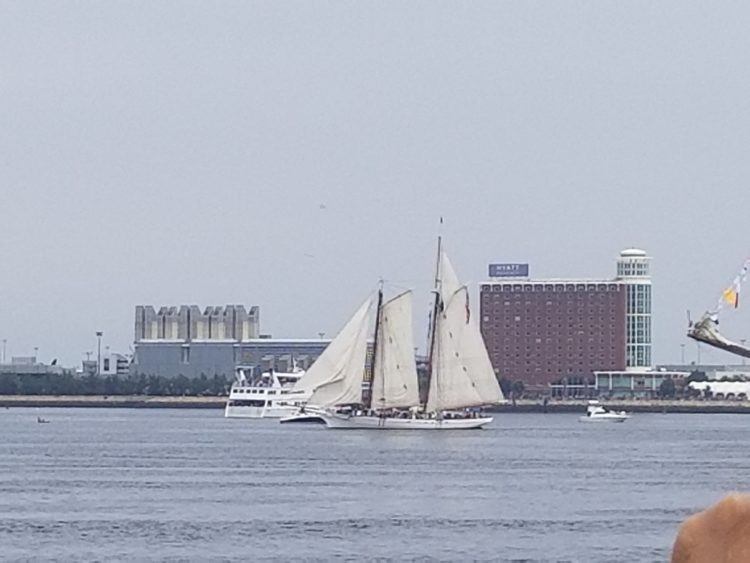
488,263 -> 529,278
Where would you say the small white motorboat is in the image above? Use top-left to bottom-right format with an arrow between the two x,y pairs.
579,400 -> 629,423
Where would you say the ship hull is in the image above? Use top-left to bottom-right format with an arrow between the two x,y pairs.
578,416 -> 628,423
279,406 -> 328,424
224,404 -> 301,419
320,412 -> 493,430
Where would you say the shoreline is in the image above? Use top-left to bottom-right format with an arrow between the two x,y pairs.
0,395 -> 226,409
3,395 -> 750,413
491,400 -> 750,414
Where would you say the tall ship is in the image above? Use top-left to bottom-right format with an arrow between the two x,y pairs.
285,238 -> 505,430
224,365 -> 310,419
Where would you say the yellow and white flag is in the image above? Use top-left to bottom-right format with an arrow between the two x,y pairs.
718,259 -> 750,310
723,286 -> 739,309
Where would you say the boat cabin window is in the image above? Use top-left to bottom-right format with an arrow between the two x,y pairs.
228,399 -> 265,407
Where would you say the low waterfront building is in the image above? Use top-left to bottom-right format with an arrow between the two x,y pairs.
689,381 -> 750,400
594,369 -> 690,398
79,353 -> 131,376
657,364 -> 750,380
101,352 -> 131,376
0,358 -> 69,377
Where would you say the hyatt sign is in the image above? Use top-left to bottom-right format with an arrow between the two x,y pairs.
488,263 -> 529,278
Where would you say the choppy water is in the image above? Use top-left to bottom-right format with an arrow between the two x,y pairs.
2,408 -> 750,561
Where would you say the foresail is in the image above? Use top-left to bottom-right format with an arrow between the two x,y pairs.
296,296 -> 373,407
426,285 -> 504,412
460,293 -> 505,404
370,291 -> 421,410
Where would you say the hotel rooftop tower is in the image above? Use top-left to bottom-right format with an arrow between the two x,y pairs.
615,249 -> 652,369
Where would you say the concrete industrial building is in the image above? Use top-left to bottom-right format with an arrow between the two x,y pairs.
134,305 -> 260,342
480,249 -> 655,395
131,304 -> 330,379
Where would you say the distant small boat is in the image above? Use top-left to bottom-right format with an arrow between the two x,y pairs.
579,400 -> 629,423
37,417 -> 50,424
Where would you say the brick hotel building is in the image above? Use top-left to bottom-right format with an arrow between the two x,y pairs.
480,250 -> 653,394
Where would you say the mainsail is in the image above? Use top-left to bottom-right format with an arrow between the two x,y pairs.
370,290 -> 421,410
426,252 -> 504,412
296,296 -> 373,407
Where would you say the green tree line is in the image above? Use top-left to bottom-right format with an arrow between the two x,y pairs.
0,373 -> 231,396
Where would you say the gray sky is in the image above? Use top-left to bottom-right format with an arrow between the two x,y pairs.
2,1 -> 750,367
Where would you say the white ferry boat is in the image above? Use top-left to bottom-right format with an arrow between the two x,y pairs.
224,365 -> 311,419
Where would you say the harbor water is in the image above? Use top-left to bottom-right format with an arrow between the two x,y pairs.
2,408 -> 750,561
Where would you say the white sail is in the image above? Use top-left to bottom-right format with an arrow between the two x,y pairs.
295,296 -> 373,407
370,291 -> 421,410
426,254 -> 504,412
438,252 -> 461,303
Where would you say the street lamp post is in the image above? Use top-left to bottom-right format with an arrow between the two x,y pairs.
1,339 -> 6,364
96,331 -> 103,376
34,347 -> 39,363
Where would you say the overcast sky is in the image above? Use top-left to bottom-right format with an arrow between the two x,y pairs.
2,1 -> 750,367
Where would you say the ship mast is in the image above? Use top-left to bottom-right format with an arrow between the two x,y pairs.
424,234 -> 442,411
364,282 -> 384,410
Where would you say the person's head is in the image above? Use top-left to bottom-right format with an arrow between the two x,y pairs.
672,494 -> 750,563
